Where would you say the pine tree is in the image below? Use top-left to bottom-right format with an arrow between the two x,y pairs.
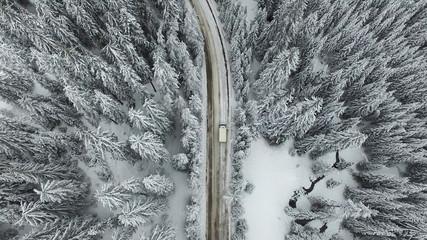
152,43 -> 180,107
93,90 -> 125,124
119,177 -> 145,195
165,33 -> 201,98
261,97 -> 323,144
254,48 -> 300,98
309,129 -> 367,159
185,195 -> 201,240
182,7 -> 204,62
16,201 -> 57,226
111,227 -> 136,240
142,223 -> 176,240
343,217 -> 400,238
188,95 -> 202,120
95,182 -> 132,210
142,99 -> 172,136
76,127 -> 125,162
0,128 -> 37,158
64,86 -> 100,125
141,174 -> 174,196
0,161 -> 79,183
128,132 -> 169,164
171,153 -> 189,171
118,198 -> 166,227
18,94 -> 82,128
128,108 -> 156,132
285,222 -> 325,240
34,180 -> 84,203
21,215 -> 100,240
181,108 -> 199,129
0,32 -> 36,98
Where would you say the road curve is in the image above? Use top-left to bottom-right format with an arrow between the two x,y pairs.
188,0 -> 231,239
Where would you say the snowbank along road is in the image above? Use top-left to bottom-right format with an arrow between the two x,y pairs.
189,0 -> 232,239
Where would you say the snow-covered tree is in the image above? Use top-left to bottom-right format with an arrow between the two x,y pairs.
16,201 -> 56,226
141,174 -> 174,196
128,132 -> 169,164
119,177 -> 145,194
141,223 -> 176,240
18,94 -> 82,128
64,86 -> 100,125
110,227 -> 135,240
95,182 -> 132,210
181,7 -> 204,62
93,90 -> 125,124
21,215 -> 100,240
284,222 -> 326,240
343,218 -> 400,238
34,180 -> 84,203
152,44 -> 179,107
142,99 -> 172,136
0,161 -> 79,183
0,34 -> 34,103
118,198 -> 166,227
76,127 -> 125,162
254,48 -> 300,98
185,195 -> 202,240
261,97 -> 323,144
171,153 -> 189,171
128,108 -> 156,132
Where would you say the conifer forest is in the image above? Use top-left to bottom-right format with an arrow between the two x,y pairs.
1,0 -> 427,239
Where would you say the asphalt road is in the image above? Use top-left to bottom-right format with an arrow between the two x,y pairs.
188,0 -> 231,239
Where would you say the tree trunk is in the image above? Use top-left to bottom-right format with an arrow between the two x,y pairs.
303,175 -> 325,194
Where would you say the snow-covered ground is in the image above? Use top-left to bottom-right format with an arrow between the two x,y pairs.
240,0 -> 258,22
242,138 -> 366,239
242,138 -> 313,239
0,100 -> 13,110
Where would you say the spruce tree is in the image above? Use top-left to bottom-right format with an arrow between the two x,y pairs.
34,180 -> 84,203
254,48 -> 300,98
95,182 -> 132,210
261,97 -> 322,144
128,132 -> 169,164
141,174 -> 174,197
118,198 -> 166,227
93,90 -> 125,124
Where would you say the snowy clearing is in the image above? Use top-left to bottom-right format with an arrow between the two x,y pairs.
242,138 -> 367,239
242,138 -> 313,240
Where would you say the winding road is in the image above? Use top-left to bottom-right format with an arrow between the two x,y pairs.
188,0 -> 231,239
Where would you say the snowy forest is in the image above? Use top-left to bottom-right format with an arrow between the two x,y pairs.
1,0 -> 427,239
215,0 -> 427,239
0,0 -> 205,239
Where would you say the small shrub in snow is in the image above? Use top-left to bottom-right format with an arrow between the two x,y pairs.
243,182 -> 255,194
185,201 -> 200,222
188,170 -> 202,189
96,168 -> 113,182
326,178 -> 342,189
312,161 -> 334,175
171,153 -> 189,171
330,234 -> 344,240
231,198 -> 245,222
111,226 -> 136,240
356,161 -> 382,171
333,158 -> 353,170
230,171 -> 244,194
235,218 -> 248,234
185,195 -> 202,240
289,147 -> 297,156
